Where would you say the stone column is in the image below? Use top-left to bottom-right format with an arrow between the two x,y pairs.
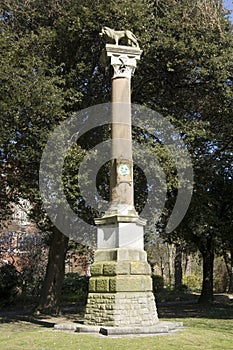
95,45 -> 145,249
99,45 -> 143,218
84,43 -> 159,328
109,45 -> 135,209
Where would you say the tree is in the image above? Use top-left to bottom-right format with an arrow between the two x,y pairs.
0,0 -> 156,313
174,243 -> 183,291
136,0 -> 233,303
35,227 -> 69,315
215,172 -> 233,293
1,0 -> 232,311
174,149 -> 233,302
0,2 -> 70,313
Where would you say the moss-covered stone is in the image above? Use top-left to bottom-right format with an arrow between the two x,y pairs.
102,262 -> 117,276
109,275 -> 152,292
103,261 -> 130,275
88,278 -> 96,292
84,291 -> 158,327
94,250 -> 117,261
96,277 -> 109,292
130,261 -> 151,275
84,247 -> 157,326
90,263 -> 103,276
117,261 -> 130,274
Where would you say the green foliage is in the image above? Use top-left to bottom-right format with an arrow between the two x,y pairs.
0,264 -> 21,306
62,273 -> 89,302
183,274 -> 202,292
1,0 -> 232,227
152,274 -> 164,293
20,247 -> 48,298
0,0 -> 233,309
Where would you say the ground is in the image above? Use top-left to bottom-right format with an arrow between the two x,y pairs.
0,293 -> 233,349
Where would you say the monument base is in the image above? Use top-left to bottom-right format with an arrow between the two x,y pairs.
83,247 -> 158,327
54,321 -> 183,336
84,291 -> 157,327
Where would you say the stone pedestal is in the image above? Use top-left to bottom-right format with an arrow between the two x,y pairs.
95,213 -> 145,250
84,248 -> 158,327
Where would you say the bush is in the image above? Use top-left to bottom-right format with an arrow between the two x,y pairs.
62,273 -> 89,302
0,264 -> 21,306
182,274 -> 202,291
152,275 -> 164,293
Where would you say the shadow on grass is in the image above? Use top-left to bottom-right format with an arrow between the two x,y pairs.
157,292 -> 233,320
0,293 -> 233,329
0,301 -> 86,329
0,315 -> 56,328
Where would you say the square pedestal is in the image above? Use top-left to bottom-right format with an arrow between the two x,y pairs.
97,222 -> 144,249
84,248 -> 158,327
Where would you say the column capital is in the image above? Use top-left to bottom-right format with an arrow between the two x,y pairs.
102,44 -> 143,78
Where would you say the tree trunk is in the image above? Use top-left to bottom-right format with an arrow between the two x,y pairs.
228,248 -> 233,293
184,250 -> 192,277
198,239 -> 214,303
167,244 -> 173,287
222,248 -> 233,293
35,227 -> 69,315
160,257 -> 164,278
174,243 -> 183,290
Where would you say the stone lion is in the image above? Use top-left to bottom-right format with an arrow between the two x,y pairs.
99,26 -> 139,48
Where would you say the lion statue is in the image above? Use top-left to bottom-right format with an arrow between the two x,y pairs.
99,26 -> 139,48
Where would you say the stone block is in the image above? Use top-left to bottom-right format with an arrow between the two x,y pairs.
96,220 -> 145,249
88,278 -> 96,292
109,277 -> 117,292
96,278 -> 109,292
117,222 -> 144,249
91,262 -> 103,276
102,262 -> 117,276
130,261 -> 151,275
109,275 -> 152,292
94,249 -> 117,261
103,261 -> 130,275
117,248 -> 139,261
94,248 -> 148,262
117,261 -> 130,274
117,248 -> 147,261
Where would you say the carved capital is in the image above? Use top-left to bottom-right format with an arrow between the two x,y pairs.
112,55 -> 136,78
103,44 -> 142,78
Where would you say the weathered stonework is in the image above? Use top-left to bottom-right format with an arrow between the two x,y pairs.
84,292 -> 158,327
84,248 -> 158,327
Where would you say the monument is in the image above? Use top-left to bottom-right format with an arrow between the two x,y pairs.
79,28 -> 182,335
55,27 -> 182,335
82,27 -> 159,331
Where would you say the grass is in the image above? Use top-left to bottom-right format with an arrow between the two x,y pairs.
1,296 -> 233,350
1,318 -> 233,350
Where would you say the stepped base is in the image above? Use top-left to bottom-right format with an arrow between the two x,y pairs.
54,321 -> 183,336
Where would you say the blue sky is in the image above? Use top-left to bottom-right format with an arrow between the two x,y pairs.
224,0 -> 233,22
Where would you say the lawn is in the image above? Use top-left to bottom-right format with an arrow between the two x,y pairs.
0,298 -> 233,350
